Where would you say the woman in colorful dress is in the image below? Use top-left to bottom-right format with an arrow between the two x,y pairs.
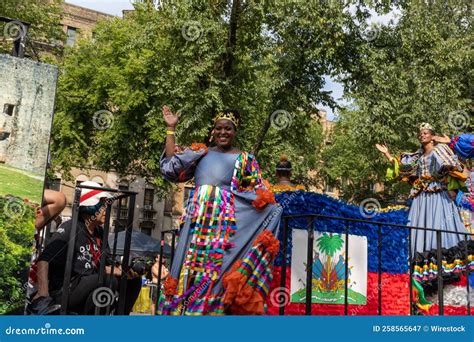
159,106 -> 282,315
376,123 -> 469,255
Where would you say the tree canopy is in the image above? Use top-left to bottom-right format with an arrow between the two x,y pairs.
51,0 -> 364,192
0,0 -> 64,60
322,0 -> 473,202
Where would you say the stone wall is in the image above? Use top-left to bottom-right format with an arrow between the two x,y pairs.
0,54 -> 58,175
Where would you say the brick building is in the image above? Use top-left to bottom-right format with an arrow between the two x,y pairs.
61,3 -> 114,47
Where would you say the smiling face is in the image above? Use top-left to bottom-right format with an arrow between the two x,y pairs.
212,119 -> 236,149
418,129 -> 434,145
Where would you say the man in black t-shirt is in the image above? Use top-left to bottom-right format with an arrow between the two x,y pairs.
30,181 -> 141,315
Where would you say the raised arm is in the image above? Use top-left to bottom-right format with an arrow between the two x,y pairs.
163,105 -> 179,158
375,143 -> 395,163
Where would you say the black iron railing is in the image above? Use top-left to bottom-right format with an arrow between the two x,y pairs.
276,214 -> 473,316
0,16 -> 30,58
60,184 -> 138,315
153,213 -> 472,316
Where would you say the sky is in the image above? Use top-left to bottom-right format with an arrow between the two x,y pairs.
66,1 -> 398,121
66,0 -> 134,16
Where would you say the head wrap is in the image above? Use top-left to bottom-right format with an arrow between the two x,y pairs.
419,122 -> 434,132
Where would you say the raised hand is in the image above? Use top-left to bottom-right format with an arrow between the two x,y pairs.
433,135 -> 451,144
162,105 -> 179,128
375,143 -> 389,155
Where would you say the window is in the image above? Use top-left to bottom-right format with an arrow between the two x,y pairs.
143,210 -> 155,220
325,179 -> 335,194
164,196 -> 173,213
91,176 -> 104,186
75,175 -> 88,186
144,188 -> 154,207
118,184 -> 129,208
141,227 -> 152,236
3,104 -> 14,116
66,27 -> 77,46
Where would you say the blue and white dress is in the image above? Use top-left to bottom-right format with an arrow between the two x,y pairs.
397,144 -> 469,254
159,146 -> 282,315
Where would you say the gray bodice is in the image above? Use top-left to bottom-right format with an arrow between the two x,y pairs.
194,150 -> 239,187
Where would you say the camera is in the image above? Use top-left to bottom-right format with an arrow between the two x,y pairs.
130,257 -> 153,276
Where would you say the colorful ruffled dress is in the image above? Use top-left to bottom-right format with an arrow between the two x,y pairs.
387,143 -> 473,312
388,143 -> 469,254
159,146 -> 282,315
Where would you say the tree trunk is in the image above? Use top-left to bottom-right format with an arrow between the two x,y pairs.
251,113 -> 272,156
223,0 -> 241,78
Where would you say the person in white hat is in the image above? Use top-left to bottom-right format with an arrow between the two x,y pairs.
29,181 -> 142,315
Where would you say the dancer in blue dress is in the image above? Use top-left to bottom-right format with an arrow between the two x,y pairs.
376,123 -> 469,254
159,106 -> 282,315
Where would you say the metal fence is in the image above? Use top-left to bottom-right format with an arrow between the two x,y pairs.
153,214 -> 472,316
276,214 -> 473,316
54,186 -> 472,315
59,184 -> 138,315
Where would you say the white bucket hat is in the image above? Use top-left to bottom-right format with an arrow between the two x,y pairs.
79,181 -> 114,207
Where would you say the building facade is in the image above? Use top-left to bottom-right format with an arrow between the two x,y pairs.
61,3 -> 114,47
51,167 -> 175,240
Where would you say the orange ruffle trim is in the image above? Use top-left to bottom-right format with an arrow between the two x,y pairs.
190,143 -> 208,153
222,260 -> 265,315
254,229 -> 280,259
222,230 -> 280,315
252,189 -> 276,211
163,276 -> 178,296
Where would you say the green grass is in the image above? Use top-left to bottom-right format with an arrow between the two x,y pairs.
0,164 -> 43,204
291,287 -> 367,305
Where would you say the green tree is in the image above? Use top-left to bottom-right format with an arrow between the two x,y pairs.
0,0 -> 65,60
322,0 -> 473,202
51,0 -> 360,191
0,196 -> 35,314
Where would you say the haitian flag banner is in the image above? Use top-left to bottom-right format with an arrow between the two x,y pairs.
290,230 -> 368,305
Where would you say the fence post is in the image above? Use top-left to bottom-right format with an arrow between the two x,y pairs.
117,193 -> 136,315
279,217 -> 289,316
305,217 -> 314,315
60,187 -> 81,315
436,230 -> 443,316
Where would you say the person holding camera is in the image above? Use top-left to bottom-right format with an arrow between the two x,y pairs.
29,181 -> 141,315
